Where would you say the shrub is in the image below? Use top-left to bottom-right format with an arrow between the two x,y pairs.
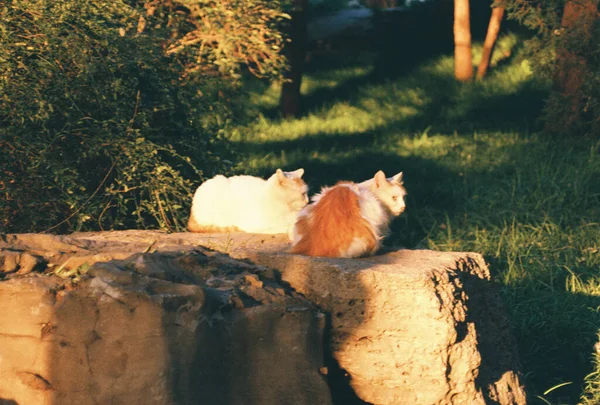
164,0 -> 289,79
504,0 -> 599,136
0,0 -> 231,232
0,0 -> 290,233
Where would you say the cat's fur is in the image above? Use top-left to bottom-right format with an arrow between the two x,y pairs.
290,170 -> 406,258
188,168 -> 309,235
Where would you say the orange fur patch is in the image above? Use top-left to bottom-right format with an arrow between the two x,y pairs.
187,215 -> 241,233
292,178 -> 306,186
291,184 -> 378,258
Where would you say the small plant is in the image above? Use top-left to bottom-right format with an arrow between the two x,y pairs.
50,262 -> 91,281
581,335 -> 600,405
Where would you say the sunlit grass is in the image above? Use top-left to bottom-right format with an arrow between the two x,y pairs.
581,334 -> 600,405
229,31 -> 600,404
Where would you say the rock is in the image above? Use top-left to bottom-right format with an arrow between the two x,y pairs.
0,233 -> 331,405
73,231 -> 527,405
233,249 -> 527,405
0,233 -> 90,254
0,230 -> 527,405
231,239 -> 527,405
0,251 -> 43,275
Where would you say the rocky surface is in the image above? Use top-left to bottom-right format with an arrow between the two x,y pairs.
0,230 -> 528,405
0,233 -> 331,405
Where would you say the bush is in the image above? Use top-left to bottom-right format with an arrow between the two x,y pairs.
504,0 -> 599,136
0,0 -> 233,232
164,0 -> 289,79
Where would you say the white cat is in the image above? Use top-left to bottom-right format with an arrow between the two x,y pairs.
290,170 -> 406,258
188,168 -> 309,235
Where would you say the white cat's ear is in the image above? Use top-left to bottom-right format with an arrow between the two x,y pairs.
275,168 -> 286,183
390,172 -> 403,184
287,168 -> 304,178
374,170 -> 387,188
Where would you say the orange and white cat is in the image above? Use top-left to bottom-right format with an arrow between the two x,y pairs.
290,170 -> 406,258
188,168 -> 309,234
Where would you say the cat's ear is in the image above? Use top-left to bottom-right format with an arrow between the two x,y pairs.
374,170 -> 387,188
288,168 -> 304,178
275,168 -> 286,184
391,172 -> 403,184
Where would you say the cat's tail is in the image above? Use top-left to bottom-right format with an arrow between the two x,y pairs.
187,214 -> 240,233
290,184 -> 378,258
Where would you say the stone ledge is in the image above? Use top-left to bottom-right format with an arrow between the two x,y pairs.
0,232 -> 331,405
1,230 -> 527,405
176,233 -> 527,405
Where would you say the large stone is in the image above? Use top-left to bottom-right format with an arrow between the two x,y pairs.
1,230 -> 527,405
0,233 -> 331,405
70,230 -> 527,405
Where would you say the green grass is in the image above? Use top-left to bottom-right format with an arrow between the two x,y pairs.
229,32 -> 600,404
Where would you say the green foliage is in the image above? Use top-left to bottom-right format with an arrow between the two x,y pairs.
0,0 -> 293,233
503,0 -> 600,137
541,17 -> 600,137
165,0 -> 290,79
0,0 -> 232,232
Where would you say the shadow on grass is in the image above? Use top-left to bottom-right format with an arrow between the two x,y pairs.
503,287 -> 600,404
262,2 -> 455,119
255,60 -> 547,146
263,0 -> 532,121
396,75 -> 547,134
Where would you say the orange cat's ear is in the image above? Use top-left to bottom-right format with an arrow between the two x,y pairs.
391,172 -> 403,184
374,170 -> 387,188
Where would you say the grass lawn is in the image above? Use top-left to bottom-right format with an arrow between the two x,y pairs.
228,28 -> 600,405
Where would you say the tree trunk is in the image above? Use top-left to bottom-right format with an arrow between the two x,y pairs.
476,6 -> 504,79
453,0 -> 473,81
280,0 -> 309,118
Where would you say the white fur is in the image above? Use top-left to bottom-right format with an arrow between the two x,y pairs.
190,169 -> 308,234
289,209 -> 308,243
357,187 -> 387,239
356,170 -> 406,239
342,236 -> 371,258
